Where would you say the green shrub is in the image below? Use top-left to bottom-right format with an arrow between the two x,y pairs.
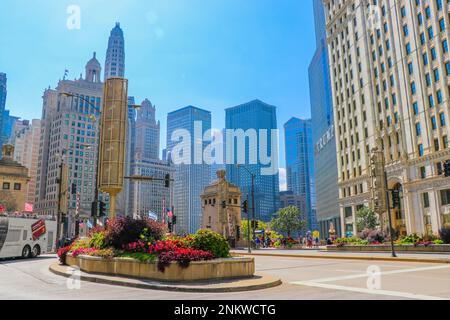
118,252 -> 157,263
439,227 -> 450,244
399,234 -> 423,244
88,248 -> 116,259
104,216 -> 166,249
89,231 -> 106,249
69,238 -> 90,252
433,239 -> 444,245
190,229 -> 230,258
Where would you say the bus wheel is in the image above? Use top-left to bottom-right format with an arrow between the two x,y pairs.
32,245 -> 41,258
22,245 -> 31,259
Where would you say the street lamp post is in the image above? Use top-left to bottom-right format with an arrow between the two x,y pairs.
56,159 -> 64,244
370,141 -> 397,258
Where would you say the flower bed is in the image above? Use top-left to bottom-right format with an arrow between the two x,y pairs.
326,230 -> 450,253
58,217 -> 255,281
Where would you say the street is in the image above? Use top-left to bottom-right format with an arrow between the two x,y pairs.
0,254 -> 449,300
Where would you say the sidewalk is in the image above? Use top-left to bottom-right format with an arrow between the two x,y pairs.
232,248 -> 450,264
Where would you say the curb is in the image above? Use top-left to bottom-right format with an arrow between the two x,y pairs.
233,252 -> 450,264
49,262 -> 282,293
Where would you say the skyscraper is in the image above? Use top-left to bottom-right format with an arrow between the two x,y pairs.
166,106 -> 211,234
2,110 -> 19,145
284,118 -> 317,231
324,0 -> 450,236
11,119 -> 41,205
35,53 -> 104,235
128,99 -> 172,221
104,22 -> 125,79
226,100 -> 280,222
309,0 -> 340,238
0,73 -> 6,151
135,99 -> 160,162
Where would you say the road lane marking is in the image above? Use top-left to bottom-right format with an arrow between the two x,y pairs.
301,265 -> 450,283
290,281 -> 449,300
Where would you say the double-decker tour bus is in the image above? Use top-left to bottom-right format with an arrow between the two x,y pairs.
0,214 -> 57,259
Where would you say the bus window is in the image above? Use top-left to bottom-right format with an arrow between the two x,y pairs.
23,230 -> 28,241
6,230 -> 21,242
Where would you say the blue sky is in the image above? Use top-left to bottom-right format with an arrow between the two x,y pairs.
0,0 -> 316,188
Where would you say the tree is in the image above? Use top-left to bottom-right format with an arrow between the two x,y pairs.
240,220 -> 267,241
356,207 -> 379,232
270,206 -> 306,238
0,190 -> 18,212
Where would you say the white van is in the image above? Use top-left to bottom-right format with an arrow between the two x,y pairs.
0,216 -> 57,259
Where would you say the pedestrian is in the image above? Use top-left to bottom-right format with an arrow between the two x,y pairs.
255,237 -> 261,249
266,236 -> 271,248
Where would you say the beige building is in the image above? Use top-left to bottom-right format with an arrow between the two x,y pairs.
201,170 -> 242,244
324,0 -> 450,236
0,145 -> 30,212
35,53 -> 106,235
11,119 -> 41,205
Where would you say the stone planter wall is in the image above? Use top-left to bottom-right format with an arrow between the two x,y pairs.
65,255 -> 255,282
326,244 -> 450,253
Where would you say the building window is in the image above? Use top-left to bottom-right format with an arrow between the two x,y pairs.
441,189 -> 450,206
423,193 -> 430,208
2,182 -> 10,190
13,183 -> 21,191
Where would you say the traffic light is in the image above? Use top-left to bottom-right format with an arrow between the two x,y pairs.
168,221 -> 173,232
236,226 -> 241,240
242,200 -> 248,213
71,183 -> 77,195
172,215 -> 177,225
98,201 -> 106,217
251,220 -> 258,229
91,201 -> 98,217
165,174 -> 170,188
444,160 -> 450,177
222,201 -> 227,209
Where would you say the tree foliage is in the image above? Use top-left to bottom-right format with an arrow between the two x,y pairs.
270,206 -> 306,237
0,190 -> 18,212
356,207 -> 379,232
240,220 -> 268,240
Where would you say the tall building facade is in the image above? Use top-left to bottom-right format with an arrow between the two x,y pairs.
2,110 -> 19,146
135,99 -> 160,161
309,0 -> 341,238
128,99 -> 173,221
35,53 -> 104,235
279,191 -> 308,225
226,100 -> 280,222
104,23 -> 125,79
11,119 -> 41,205
0,73 -> 6,152
284,118 -> 317,231
166,106 -> 211,234
323,0 -> 450,236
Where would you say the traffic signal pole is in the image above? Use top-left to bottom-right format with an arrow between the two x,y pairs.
384,172 -> 397,258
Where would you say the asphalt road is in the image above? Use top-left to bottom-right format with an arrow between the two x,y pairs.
0,254 -> 449,300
